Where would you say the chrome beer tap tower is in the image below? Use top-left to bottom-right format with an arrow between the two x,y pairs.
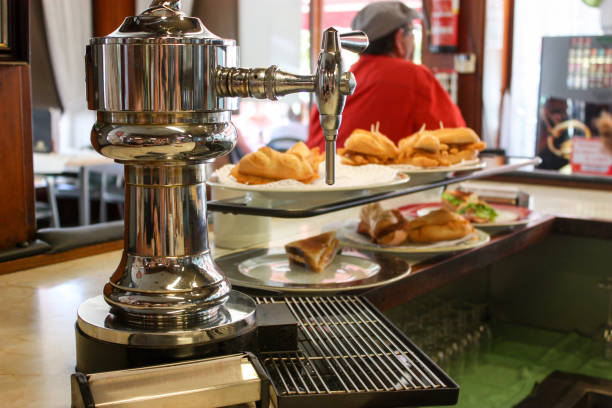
75,0 -> 367,373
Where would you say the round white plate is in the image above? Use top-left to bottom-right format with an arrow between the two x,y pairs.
216,247 -> 412,293
238,253 -> 380,284
208,172 -> 409,193
208,162 -> 410,199
389,159 -> 486,173
338,219 -> 490,254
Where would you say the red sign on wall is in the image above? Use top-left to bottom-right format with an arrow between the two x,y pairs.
430,0 -> 459,50
571,137 -> 612,175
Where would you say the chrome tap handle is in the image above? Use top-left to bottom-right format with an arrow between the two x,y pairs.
339,31 -> 370,53
142,0 -> 183,15
316,28 -> 368,184
148,0 -> 181,9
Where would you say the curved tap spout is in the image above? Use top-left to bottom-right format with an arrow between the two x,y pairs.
316,28 -> 363,184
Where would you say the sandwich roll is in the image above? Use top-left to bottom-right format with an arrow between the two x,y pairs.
285,231 -> 340,273
406,209 -> 474,243
395,126 -> 485,167
428,127 -> 480,145
232,146 -> 316,184
357,203 -> 408,245
377,229 -> 408,246
344,128 -> 399,159
413,134 -> 441,152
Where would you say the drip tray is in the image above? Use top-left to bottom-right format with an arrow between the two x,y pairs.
255,295 -> 459,408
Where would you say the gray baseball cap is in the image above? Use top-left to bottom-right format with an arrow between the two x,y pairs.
351,1 -> 421,41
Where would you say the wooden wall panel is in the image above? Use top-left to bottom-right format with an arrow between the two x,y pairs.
192,0 -> 239,41
422,0 -> 487,136
92,0 -> 135,37
0,65 -> 35,248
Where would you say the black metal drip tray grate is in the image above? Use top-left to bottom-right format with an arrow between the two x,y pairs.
255,296 -> 458,407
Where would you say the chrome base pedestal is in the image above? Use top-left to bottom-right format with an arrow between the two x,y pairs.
75,291 -> 257,374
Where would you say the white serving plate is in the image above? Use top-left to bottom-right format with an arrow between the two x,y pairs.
337,219 -> 490,255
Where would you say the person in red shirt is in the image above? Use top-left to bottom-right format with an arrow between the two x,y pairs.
307,1 -> 465,151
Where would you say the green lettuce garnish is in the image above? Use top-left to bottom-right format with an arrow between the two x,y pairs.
457,202 -> 498,222
442,192 -> 463,207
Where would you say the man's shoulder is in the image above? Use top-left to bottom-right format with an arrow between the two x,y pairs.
388,59 -> 434,79
356,56 -> 435,83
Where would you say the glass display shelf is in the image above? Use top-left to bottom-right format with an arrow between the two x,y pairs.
206,155 -> 541,218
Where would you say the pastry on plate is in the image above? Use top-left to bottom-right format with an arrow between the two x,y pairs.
284,231 -> 340,273
230,142 -> 320,185
405,208 -> 474,243
396,126 -> 486,167
441,190 -> 498,223
357,203 -> 409,246
286,141 -> 324,172
339,122 -> 399,166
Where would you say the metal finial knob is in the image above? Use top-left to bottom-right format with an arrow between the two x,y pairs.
149,0 -> 181,10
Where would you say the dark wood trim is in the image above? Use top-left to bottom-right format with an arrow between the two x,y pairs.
0,239 -> 123,275
500,0 -> 514,94
456,0 -> 485,136
310,0 -> 323,72
0,64 -> 35,249
485,173 -> 612,191
192,0 -> 239,41
421,0 -> 486,136
552,217 -> 612,240
364,215 -> 556,311
497,0 -> 515,147
0,0 -> 29,62
92,0 -> 135,37
20,65 -> 35,240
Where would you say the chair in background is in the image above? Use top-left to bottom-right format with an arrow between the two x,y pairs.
37,163 -> 125,226
34,175 -> 60,228
50,171 -> 101,226
92,163 -> 125,222
266,136 -> 303,152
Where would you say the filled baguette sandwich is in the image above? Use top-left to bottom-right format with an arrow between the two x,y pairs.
441,190 -> 498,223
404,208 -> 474,243
284,231 -> 340,273
357,203 -> 408,246
339,123 -> 399,166
397,126 -> 486,168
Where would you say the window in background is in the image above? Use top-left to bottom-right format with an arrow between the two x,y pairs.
234,0 -> 310,155
501,0 -> 602,157
481,0 -> 505,148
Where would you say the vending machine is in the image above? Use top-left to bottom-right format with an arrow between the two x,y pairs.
536,35 -> 612,174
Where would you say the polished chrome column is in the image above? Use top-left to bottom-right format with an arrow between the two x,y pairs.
103,163 -> 230,328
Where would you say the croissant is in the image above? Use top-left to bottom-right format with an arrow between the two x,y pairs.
231,146 -> 317,184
